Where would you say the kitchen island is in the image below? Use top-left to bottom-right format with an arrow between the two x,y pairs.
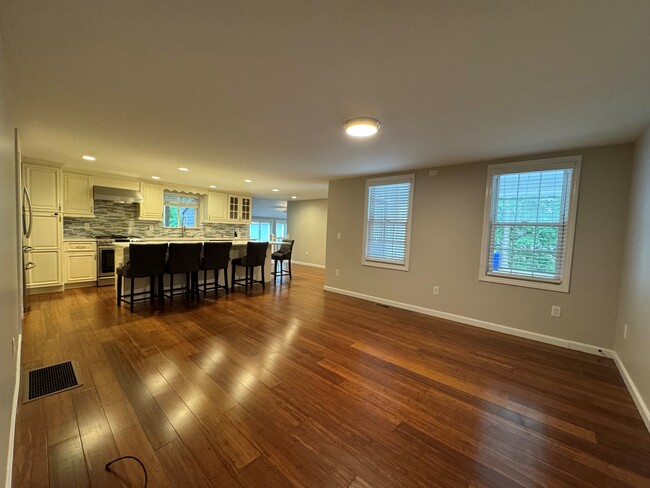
114,239 -> 280,297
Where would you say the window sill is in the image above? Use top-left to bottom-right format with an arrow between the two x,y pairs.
362,259 -> 410,272
479,273 -> 569,293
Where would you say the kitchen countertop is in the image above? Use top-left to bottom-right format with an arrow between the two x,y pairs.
63,238 -> 98,242
114,239 -> 284,248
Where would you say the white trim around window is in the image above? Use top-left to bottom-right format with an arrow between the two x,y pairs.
362,174 -> 415,271
479,155 -> 582,293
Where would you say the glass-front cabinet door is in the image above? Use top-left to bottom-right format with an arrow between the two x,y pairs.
240,197 -> 251,222
229,195 -> 240,220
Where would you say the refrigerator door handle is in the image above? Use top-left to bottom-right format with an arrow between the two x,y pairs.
24,262 -> 35,270
22,186 -> 33,238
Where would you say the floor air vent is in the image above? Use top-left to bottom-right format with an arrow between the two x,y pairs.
23,361 -> 82,402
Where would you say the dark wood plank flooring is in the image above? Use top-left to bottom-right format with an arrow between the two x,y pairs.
12,265 -> 650,487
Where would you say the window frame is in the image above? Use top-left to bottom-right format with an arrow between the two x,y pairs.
163,191 -> 201,229
362,173 -> 415,271
478,155 -> 582,293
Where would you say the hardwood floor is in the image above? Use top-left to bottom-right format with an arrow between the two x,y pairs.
13,265 -> 650,487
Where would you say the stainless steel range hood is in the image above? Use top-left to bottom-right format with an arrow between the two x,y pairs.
93,186 -> 143,204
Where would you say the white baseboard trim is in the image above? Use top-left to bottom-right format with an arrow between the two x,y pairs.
5,331 -> 22,488
323,286 -> 611,357
293,261 -> 326,269
610,352 -> 650,433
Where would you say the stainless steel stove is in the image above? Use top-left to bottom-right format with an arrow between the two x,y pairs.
95,235 -> 142,286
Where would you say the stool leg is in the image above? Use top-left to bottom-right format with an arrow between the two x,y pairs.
130,277 -> 135,312
231,263 -> 236,290
203,270 -> 207,297
261,265 -> 265,290
158,275 -> 164,305
185,272 -> 190,299
245,267 -> 249,293
150,276 -> 155,303
274,260 -> 277,283
170,274 -> 174,303
224,267 -> 229,294
214,269 -> 219,299
288,258 -> 292,279
117,274 -> 122,307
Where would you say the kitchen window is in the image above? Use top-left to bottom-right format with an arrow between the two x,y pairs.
363,174 -> 414,271
479,156 -> 581,292
163,192 -> 199,228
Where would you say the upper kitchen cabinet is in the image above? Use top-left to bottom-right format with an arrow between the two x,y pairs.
63,173 -> 94,217
138,182 -> 164,221
227,195 -> 252,222
23,163 -> 61,212
203,191 -> 228,223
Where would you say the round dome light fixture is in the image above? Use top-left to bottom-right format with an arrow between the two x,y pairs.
344,117 -> 380,138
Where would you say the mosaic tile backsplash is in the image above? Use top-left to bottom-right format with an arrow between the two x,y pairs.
64,200 -> 249,239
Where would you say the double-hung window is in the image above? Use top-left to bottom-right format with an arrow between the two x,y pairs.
363,174 -> 414,271
479,156 -> 581,292
163,192 -> 199,228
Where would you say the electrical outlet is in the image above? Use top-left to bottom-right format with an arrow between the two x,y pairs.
149,224 -> 154,231
623,324 -> 628,339
83,222 -> 90,230
433,286 -> 440,295
335,268 -> 340,276
551,305 -> 561,318
337,232 -> 341,240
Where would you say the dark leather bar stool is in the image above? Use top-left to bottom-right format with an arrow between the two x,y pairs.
164,242 -> 203,302
231,241 -> 269,292
271,239 -> 294,283
200,241 -> 232,298
116,243 -> 168,312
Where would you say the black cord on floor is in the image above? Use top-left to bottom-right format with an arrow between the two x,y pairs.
105,455 -> 148,488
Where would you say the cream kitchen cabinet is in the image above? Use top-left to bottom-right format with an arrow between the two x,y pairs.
63,173 -> 94,217
64,241 -> 97,284
138,182 -> 164,220
23,164 -> 61,212
25,212 -> 63,289
227,195 -> 252,223
203,191 -> 229,223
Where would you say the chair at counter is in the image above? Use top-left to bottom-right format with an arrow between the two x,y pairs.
164,242 -> 203,302
200,241 -> 232,298
116,243 -> 168,312
271,239 -> 294,283
231,241 -> 269,292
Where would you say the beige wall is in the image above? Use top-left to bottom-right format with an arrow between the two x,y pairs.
287,199 -> 328,267
325,144 -> 632,348
0,38 -> 21,484
616,126 -> 650,421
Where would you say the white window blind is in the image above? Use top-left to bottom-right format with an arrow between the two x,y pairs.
480,156 -> 581,291
363,175 -> 414,270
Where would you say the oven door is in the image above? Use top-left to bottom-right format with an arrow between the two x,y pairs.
97,245 -> 115,286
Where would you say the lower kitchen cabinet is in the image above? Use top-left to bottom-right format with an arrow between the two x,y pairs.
64,241 -> 97,284
27,250 -> 62,288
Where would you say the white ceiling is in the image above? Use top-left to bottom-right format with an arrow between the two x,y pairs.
1,1 -> 650,199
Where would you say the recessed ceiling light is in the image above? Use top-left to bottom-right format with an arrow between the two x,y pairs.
291,196 -> 297,199
344,117 -> 380,138
178,167 -> 190,172
82,155 -> 96,161
272,188 -> 280,192
244,179 -> 253,183
151,176 -> 160,180
209,185 -> 216,188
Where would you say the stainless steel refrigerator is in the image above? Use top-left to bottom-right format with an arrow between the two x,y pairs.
16,128 -> 34,313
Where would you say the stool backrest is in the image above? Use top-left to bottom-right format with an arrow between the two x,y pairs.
202,241 -> 232,269
166,242 -> 203,273
245,241 -> 269,266
278,239 -> 294,256
128,243 -> 168,277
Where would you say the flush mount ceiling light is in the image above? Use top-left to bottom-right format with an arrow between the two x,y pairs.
344,117 -> 380,138
178,167 -> 189,172
244,179 -> 253,183
291,196 -> 297,199
209,185 -> 216,188
272,188 -> 280,192
151,176 -> 160,180
82,155 -> 96,161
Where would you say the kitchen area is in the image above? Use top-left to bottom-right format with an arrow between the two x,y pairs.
21,160 -> 268,304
